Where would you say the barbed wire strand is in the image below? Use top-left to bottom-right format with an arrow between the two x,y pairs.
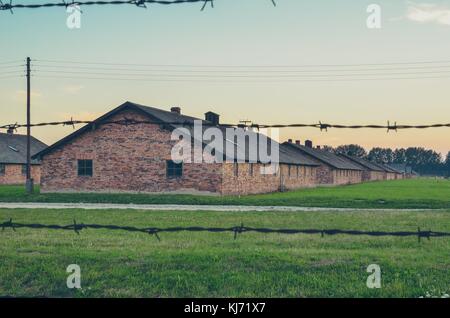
0,0 -> 276,12
1,219 -> 448,242
1,119 -> 450,132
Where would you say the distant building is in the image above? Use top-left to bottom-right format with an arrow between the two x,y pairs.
283,140 -> 364,185
370,162 -> 403,180
0,129 -> 47,185
387,163 -> 418,178
339,154 -> 385,182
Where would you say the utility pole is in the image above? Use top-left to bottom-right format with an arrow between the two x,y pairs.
25,57 -> 33,194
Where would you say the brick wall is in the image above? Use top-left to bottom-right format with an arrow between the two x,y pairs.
332,169 -> 363,185
40,109 -> 223,194
221,163 -> 317,195
0,164 -> 41,185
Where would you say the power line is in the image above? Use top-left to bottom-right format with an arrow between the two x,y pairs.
0,59 -> 22,65
32,69 -> 450,78
34,58 -> 450,68
31,63 -> 450,73
32,74 -> 450,82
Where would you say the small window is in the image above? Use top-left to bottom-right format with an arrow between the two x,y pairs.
297,166 -> 300,178
0,164 -> 5,175
249,163 -> 253,176
288,165 -> 291,177
78,159 -> 93,176
21,164 -> 27,176
233,163 -> 239,177
167,160 -> 183,178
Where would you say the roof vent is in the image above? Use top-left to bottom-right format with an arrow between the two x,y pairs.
288,139 -> 293,143
170,107 -> 181,114
205,111 -> 220,126
295,140 -> 301,145
305,140 -> 313,148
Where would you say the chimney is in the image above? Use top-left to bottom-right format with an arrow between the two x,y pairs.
170,107 -> 181,114
295,140 -> 300,145
7,127 -> 14,135
316,145 -> 321,149
205,111 -> 220,126
288,139 -> 293,143
305,140 -> 313,148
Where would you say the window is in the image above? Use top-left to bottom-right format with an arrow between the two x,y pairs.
249,163 -> 253,176
233,163 -> 239,177
78,159 -> 93,176
0,164 -> 5,175
297,166 -> 299,178
166,160 -> 183,178
21,164 -> 27,176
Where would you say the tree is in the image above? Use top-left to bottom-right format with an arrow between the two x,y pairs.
335,144 -> 367,158
393,148 -> 407,163
368,147 -> 394,164
321,145 -> 335,153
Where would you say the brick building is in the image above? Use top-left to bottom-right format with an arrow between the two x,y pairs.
0,130 -> 47,185
34,102 -> 320,195
371,162 -> 403,180
283,140 -> 364,185
339,154 -> 385,182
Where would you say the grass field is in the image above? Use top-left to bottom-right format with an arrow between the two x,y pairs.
0,208 -> 449,297
1,178 -> 450,209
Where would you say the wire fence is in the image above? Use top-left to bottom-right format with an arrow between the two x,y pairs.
1,119 -> 450,132
1,218 -> 449,242
0,0 -> 276,12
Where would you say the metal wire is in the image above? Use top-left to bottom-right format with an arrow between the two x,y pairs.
1,118 -> 450,132
1,219 -> 447,242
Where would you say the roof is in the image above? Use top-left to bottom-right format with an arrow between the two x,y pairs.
283,142 -> 364,171
339,154 -> 385,172
387,163 -> 414,174
370,162 -> 402,173
0,133 -> 47,165
33,101 -> 318,166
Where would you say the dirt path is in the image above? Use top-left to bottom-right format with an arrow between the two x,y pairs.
0,202 -> 441,212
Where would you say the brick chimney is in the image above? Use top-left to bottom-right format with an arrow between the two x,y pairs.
205,111 -> 220,125
316,145 -> 321,149
7,127 -> 14,135
305,140 -> 313,148
295,140 -> 301,145
170,107 -> 181,114
288,138 -> 293,143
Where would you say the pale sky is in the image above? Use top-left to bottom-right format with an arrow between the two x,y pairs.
1,0 -> 450,156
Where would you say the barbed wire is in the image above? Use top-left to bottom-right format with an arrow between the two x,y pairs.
0,0 -> 276,12
1,218 -> 448,242
1,118 -> 450,132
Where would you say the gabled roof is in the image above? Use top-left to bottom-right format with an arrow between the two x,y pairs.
370,162 -> 401,173
0,133 -> 47,165
33,101 -> 318,166
387,163 -> 414,174
283,142 -> 364,170
339,154 -> 385,172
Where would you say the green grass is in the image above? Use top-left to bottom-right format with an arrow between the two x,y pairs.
1,178 -> 450,209
0,208 -> 449,297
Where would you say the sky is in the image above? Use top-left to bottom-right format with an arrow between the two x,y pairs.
1,0 -> 450,156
